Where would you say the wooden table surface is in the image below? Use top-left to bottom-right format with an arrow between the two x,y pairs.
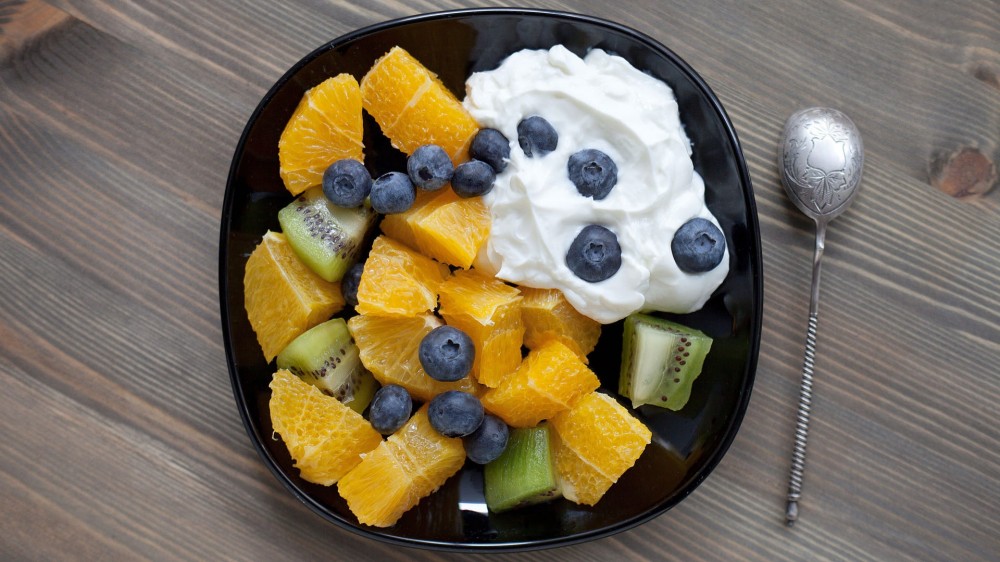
2,0 -> 998,560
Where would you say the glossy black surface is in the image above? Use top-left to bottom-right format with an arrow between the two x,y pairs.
220,8 -> 762,552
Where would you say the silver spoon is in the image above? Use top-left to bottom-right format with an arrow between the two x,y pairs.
778,107 -> 864,526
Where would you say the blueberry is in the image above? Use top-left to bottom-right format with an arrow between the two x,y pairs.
568,149 -> 618,200
671,217 -> 726,273
462,414 -> 509,464
516,115 -> 558,157
566,225 -> 622,283
451,160 -> 496,198
370,171 -> 416,214
341,262 -> 364,308
470,128 -> 511,173
407,145 -> 453,191
322,159 -> 372,208
419,325 -> 475,382
428,391 -> 484,438
368,384 -> 412,435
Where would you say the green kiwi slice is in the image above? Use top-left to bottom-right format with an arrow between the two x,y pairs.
343,369 -> 378,415
276,318 -> 378,413
618,313 -> 712,411
277,186 -> 376,282
484,425 -> 561,513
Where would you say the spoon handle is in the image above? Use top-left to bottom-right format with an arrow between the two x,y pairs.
785,222 -> 827,526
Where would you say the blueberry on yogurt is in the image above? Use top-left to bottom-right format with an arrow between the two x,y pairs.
566,224 -> 622,282
516,115 -> 558,157
568,149 -> 618,200
671,217 -> 726,273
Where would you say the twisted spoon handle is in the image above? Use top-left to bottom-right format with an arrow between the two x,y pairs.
785,312 -> 817,525
785,221 -> 826,526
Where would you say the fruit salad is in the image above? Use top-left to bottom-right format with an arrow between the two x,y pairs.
243,45 -> 726,528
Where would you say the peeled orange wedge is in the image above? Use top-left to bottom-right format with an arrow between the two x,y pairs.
244,231 -> 344,361
380,188 -> 491,269
360,46 -> 479,163
550,392 -> 652,505
481,339 -> 600,427
347,313 -> 481,402
338,405 -> 465,527
354,235 -> 449,317
269,369 -> 382,486
278,74 -> 364,196
520,287 -> 601,359
438,269 -> 524,387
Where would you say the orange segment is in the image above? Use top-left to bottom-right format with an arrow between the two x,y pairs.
269,369 -> 382,486
347,313 -> 481,402
381,189 -> 491,269
355,236 -> 448,317
278,74 -> 364,195
412,190 -> 491,269
379,188 -> 441,250
520,287 -> 602,359
549,437 -> 611,507
244,231 -> 344,361
338,405 -> 465,527
339,445 -> 415,525
481,340 -> 600,427
360,46 -> 479,163
549,392 -> 652,505
438,270 -> 523,387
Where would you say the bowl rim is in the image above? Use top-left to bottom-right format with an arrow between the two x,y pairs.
219,6 -> 762,552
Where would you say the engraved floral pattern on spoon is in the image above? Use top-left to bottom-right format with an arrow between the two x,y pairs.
782,109 -> 863,215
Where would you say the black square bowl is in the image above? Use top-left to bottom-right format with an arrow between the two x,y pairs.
220,7 -> 762,552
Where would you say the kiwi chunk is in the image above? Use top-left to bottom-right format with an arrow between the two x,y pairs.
343,369 -> 378,414
484,425 -> 560,513
276,318 -> 377,410
618,313 -> 712,411
277,186 -> 376,282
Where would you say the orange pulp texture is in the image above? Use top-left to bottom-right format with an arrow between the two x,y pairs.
360,46 -> 479,163
480,339 -> 600,427
278,74 -> 364,196
269,369 -> 382,486
520,287 -> 602,360
549,392 -> 652,505
354,235 -> 449,317
338,405 -> 466,527
244,231 -> 344,362
437,269 -> 524,388
380,188 -> 491,269
347,313 -> 481,402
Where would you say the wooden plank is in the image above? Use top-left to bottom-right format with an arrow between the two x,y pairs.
46,0 -> 1000,189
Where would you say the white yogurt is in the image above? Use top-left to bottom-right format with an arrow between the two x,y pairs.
464,45 -> 729,324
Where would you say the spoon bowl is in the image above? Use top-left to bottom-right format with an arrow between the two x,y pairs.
779,107 -> 864,224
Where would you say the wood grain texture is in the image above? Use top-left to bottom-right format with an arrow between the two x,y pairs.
2,0 -> 998,560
